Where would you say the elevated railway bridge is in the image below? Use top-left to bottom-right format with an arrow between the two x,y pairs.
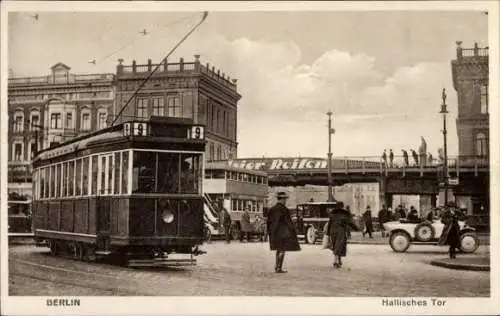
212,155 -> 489,228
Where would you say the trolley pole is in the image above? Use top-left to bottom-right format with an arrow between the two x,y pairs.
327,111 -> 334,202
440,88 -> 449,206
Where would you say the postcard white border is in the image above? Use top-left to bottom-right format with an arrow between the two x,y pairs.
1,1 -> 499,315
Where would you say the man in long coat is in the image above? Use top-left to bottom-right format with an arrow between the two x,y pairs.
378,205 -> 390,237
327,203 -> 359,268
362,206 -> 373,238
240,206 -> 253,242
438,203 -> 461,259
267,192 -> 301,273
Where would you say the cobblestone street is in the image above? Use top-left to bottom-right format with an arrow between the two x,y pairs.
9,241 -> 490,296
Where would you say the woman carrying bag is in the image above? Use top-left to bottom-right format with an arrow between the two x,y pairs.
326,202 -> 360,268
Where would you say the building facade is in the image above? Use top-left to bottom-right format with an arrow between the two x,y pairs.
452,42 -> 489,158
113,56 -> 241,161
7,63 -> 115,198
450,41 -> 489,222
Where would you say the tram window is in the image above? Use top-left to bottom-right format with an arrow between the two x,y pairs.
91,156 -> 98,195
180,154 -> 201,194
55,164 -> 61,198
114,153 -> 120,194
44,167 -> 49,198
50,165 -> 55,198
82,157 -> 89,195
231,199 -> 236,211
204,170 -> 212,179
33,170 -> 38,200
41,168 -> 47,198
61,163 -> 67,197
157,152 -> 179,193
75,159 -> 82,196
122,151 -> 129,194
68,161 -> 74,196
132,151 -> 156,193
213,169 -> 225,179
107,155 -> 114,194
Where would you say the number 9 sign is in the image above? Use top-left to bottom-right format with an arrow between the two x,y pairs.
190,126 -> 204,139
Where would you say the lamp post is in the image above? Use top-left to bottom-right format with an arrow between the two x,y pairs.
440,88 -> 449,206
327,111 -> 335,202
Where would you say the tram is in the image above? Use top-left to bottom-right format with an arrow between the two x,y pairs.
31,116 -> 206,266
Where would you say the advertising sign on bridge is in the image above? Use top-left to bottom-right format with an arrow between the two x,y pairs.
226,157 -> 380,172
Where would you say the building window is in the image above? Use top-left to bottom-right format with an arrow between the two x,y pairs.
66,113 -> 73,129
30,111 -> 40,131
13,142 -> 23,161
98,110 -> 107,129
167,95 -> 181,117
480,84 -> 488,114
152,97 -> 164,116
137,98 -> 148,118
209,143 -> 214,161
476,133 -> 488,157
50,113 -> 62,129
13,112 -> 24,133
81,111 -> 91,130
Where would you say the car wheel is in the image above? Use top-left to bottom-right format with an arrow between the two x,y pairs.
389,231 -> 411,252
460,232 -> 479,253
414,222 -> 435,242
306,226 -> 317,244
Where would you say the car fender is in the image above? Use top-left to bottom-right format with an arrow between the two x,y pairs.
389,229 -> 412,240
459,227 -> 476,235
384,221 -> 417,239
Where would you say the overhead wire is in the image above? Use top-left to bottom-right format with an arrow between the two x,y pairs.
111,11 -> 209,125
95,12 -> 200,64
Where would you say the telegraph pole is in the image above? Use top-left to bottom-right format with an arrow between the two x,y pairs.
327,111 -> 334,201
440,88 -> 449,206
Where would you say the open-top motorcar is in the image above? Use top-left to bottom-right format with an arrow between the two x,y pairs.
292,201 -> 341,244
383,217 -> 479,253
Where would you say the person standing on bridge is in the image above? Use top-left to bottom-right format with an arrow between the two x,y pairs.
411,149 -> 419,166
389,149 -> 394,168
428,152 -> 434,166
382,149 -> 388,168
402,149 -> 409,167
267,192 -> 301,273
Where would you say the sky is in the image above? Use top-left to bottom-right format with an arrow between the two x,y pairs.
8,9 -> 489,159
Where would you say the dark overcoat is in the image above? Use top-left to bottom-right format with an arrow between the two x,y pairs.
241,210 -> 253,232
362,211 -> 373,233
267,203 -> 301,251
438,210 -> 460,247
327,209 -> 359,257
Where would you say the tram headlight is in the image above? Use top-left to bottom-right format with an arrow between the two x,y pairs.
162,210 -> 175,223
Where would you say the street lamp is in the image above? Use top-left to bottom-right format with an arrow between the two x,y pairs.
327,111 -> 335,202
440,88 -> 449,206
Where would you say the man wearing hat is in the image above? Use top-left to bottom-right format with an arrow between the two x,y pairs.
438,202 -> 461,259
267,191 -> 301,273
362,205 -> 373,238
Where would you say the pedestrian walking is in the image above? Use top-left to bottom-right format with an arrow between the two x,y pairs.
378,205 -> 390,237
326,202 -> 359,268
401,149 -> 409,167
362,206 -> 373,238
411,149 -> 419,166
438,203 -> 461,259
382,149 -> 387,168
267,192 -> 301,273
389,149 -> 394,168
220,206 -> 232,243
240,205 -> 253,242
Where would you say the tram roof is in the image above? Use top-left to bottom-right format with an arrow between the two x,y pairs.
205,161 -> 268,176
33,117 -> 204,162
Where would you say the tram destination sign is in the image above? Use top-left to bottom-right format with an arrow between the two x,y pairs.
123,122 -> 204,140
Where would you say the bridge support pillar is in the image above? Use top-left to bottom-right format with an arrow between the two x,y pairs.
378,177 -> 392,209
418,195 -> 433,217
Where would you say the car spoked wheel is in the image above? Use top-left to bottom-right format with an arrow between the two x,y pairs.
460,232 -> 479,253
305,226 -> 317,244
414,223 -> 435,242
389,232 -> 410,252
